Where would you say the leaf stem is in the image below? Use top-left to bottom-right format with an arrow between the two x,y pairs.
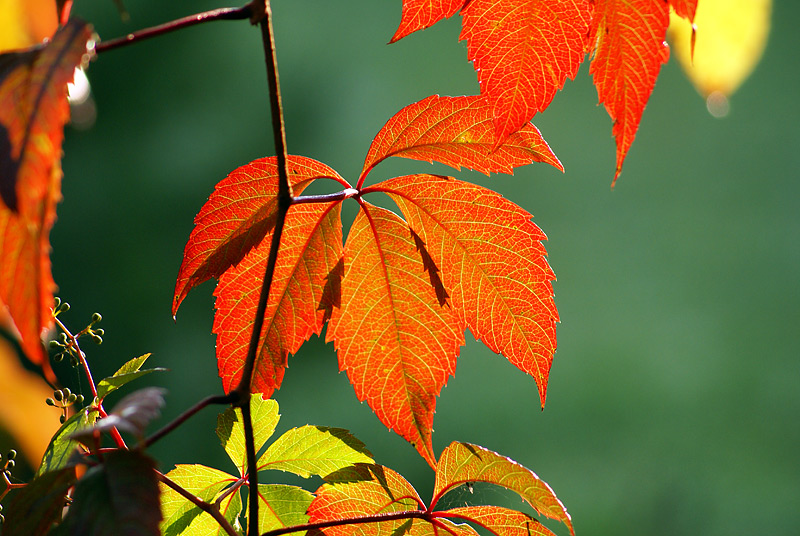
260,510 -> 436,536
292,188 -> 359,205
95,5 -> 253,54
157,470 -> 239,536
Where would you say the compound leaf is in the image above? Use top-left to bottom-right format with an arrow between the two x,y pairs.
432,442 -> 572,535
375,175 -> 557,405
216,395 -> 279,474
252,484 -> 315,535
327,202 -> 464,468
160,464 -> 241,536
360,95 -> 562,183
460,0 -> 592,142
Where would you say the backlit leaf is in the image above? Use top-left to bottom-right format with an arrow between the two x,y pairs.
375,175 -> 557,405
307,463 -> 424,536
160,464 -> 241,536
0,19 -> 92,366
442,506 -> 557,536
460,0 -> 592,142
216,395 -> 279,474
0,0 -> 58,52
327,202 -> 464,468
258,425 -> 373,477
214,200 -> 343,395
669,0 -> 698,21
95,353 -> 165,401
432,442 -> 572,535
38,407 -> 95,476
253,484 -> 314,535
360,95 -> 562,183
390,0 -> 466,43
588,0 -> 671,184
173,155 -> 347,316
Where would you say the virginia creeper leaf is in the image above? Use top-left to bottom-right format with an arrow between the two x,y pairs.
307,463 -> 424,536
669,0 -> 698,21
460,0 -> 593,142
55,450 -> 162,536
415,518 -> 480,536
360,95 -> 562,184
2,467 -> 75,536
432,442 -> 573,535
374,174 -> 557,405
0,20 -> 92,367
172,155 -> 347,316
327,202 -> 464,468
37,407 -> 95,476
95,353 -> 166,401
390,0 -> 466,43
214,200 -> 343,394
160,464 -> 241,536
443,506 -> 557,536
217,396 -> 279,474
252,484 -> 315,535
258,425 -> 374,477
588,0 -> 671,184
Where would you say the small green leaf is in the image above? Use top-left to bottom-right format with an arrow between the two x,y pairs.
432,443 -> 573,535
259,425 -> 373,478
96,353 -> 166,401
2,467 -> 75,536
160,464 -> 241,536
37,408 -> 95,476
252,484 -> 314,535
54,450 -> 161,535
217,396 -> 279,474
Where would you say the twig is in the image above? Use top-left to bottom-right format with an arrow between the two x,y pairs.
144,393 -> 234,448
157,470 -> 239,536
260,510 -> 434,536
95,5 -> 253,54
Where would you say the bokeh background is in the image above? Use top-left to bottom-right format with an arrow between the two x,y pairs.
6,1 -> 800,534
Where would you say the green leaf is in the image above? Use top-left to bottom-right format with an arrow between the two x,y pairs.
37,408 -> 95,476
217,396 -> 279,474
432,443 -> 573,535
160,464 -> 242,536
95,353 -> 166,401
252,484 -> 314,535
54,449 -> 161,535
258,425 -> 373,478
443,506 -> 557,536
2,467 -> 75,536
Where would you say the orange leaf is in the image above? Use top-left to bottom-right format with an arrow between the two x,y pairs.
442,506 -> 557,536
0,0 -> 58,52
0,20 -> 92,366
214,201 -> 343,395
588,0 -> 671,184
327,202 -> 464,468
460,0 -> 593,142
172,156 -> 347,316
375,175 -> 557,406
359,95 -> 562,184
432,442 -> 573,535
308,464 -> 423,536
669,0 -> 698,21
390,0 -> 466,43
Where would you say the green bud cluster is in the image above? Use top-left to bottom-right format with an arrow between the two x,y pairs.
52,297 -> 71,316
46,388 -> 84,410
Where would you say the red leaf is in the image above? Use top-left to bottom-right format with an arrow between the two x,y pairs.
442,506 -> 557,536
308,463 -> 424,536
172,156 -> 347,316
432,442 -> 573,535
588,0 -> 671,184
214,201 -> 343,395
669,0 -> 698,21
0,20 -> 92,366
327,202 -> 464,468
373,174 -> 557,406
390,0 -> 467,43
460,0 -> 593,142
360,95 -> 562,185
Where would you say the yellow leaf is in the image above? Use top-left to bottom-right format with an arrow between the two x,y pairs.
668,0 -> 771,117
0,0 -> 58,52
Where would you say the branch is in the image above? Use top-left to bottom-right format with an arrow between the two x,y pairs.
95,5 -> 253,54
144,393 -> 234,448
157,470 -> 239,536
260,510 -> 434,536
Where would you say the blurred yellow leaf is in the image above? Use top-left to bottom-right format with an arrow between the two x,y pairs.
668,0 -> 771,116
0,336 -> 60,467
0,0 -> 58,52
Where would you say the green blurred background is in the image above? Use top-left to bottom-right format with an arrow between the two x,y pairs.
18,0 -> 800,534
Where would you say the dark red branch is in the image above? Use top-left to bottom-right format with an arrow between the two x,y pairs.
260,510 -> 436,536
158,471 -> 239,536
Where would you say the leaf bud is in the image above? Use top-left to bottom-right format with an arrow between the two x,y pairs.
76,394 -> 85,404
59,414 -> 66,424
91,334 -> 103,345
5,460 -> 14,470
61,302 -> 70,313
67,393 -> 78,404
46,397 -> 56,406
6,450 -> 15,460
59,333 -> 68,344
91,312 -> 102,324
63,387 -> 71,396
53,390 -> 64,401
54,353 -> 64,363
49,339 -> 61,349
93,328 -> 105,336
